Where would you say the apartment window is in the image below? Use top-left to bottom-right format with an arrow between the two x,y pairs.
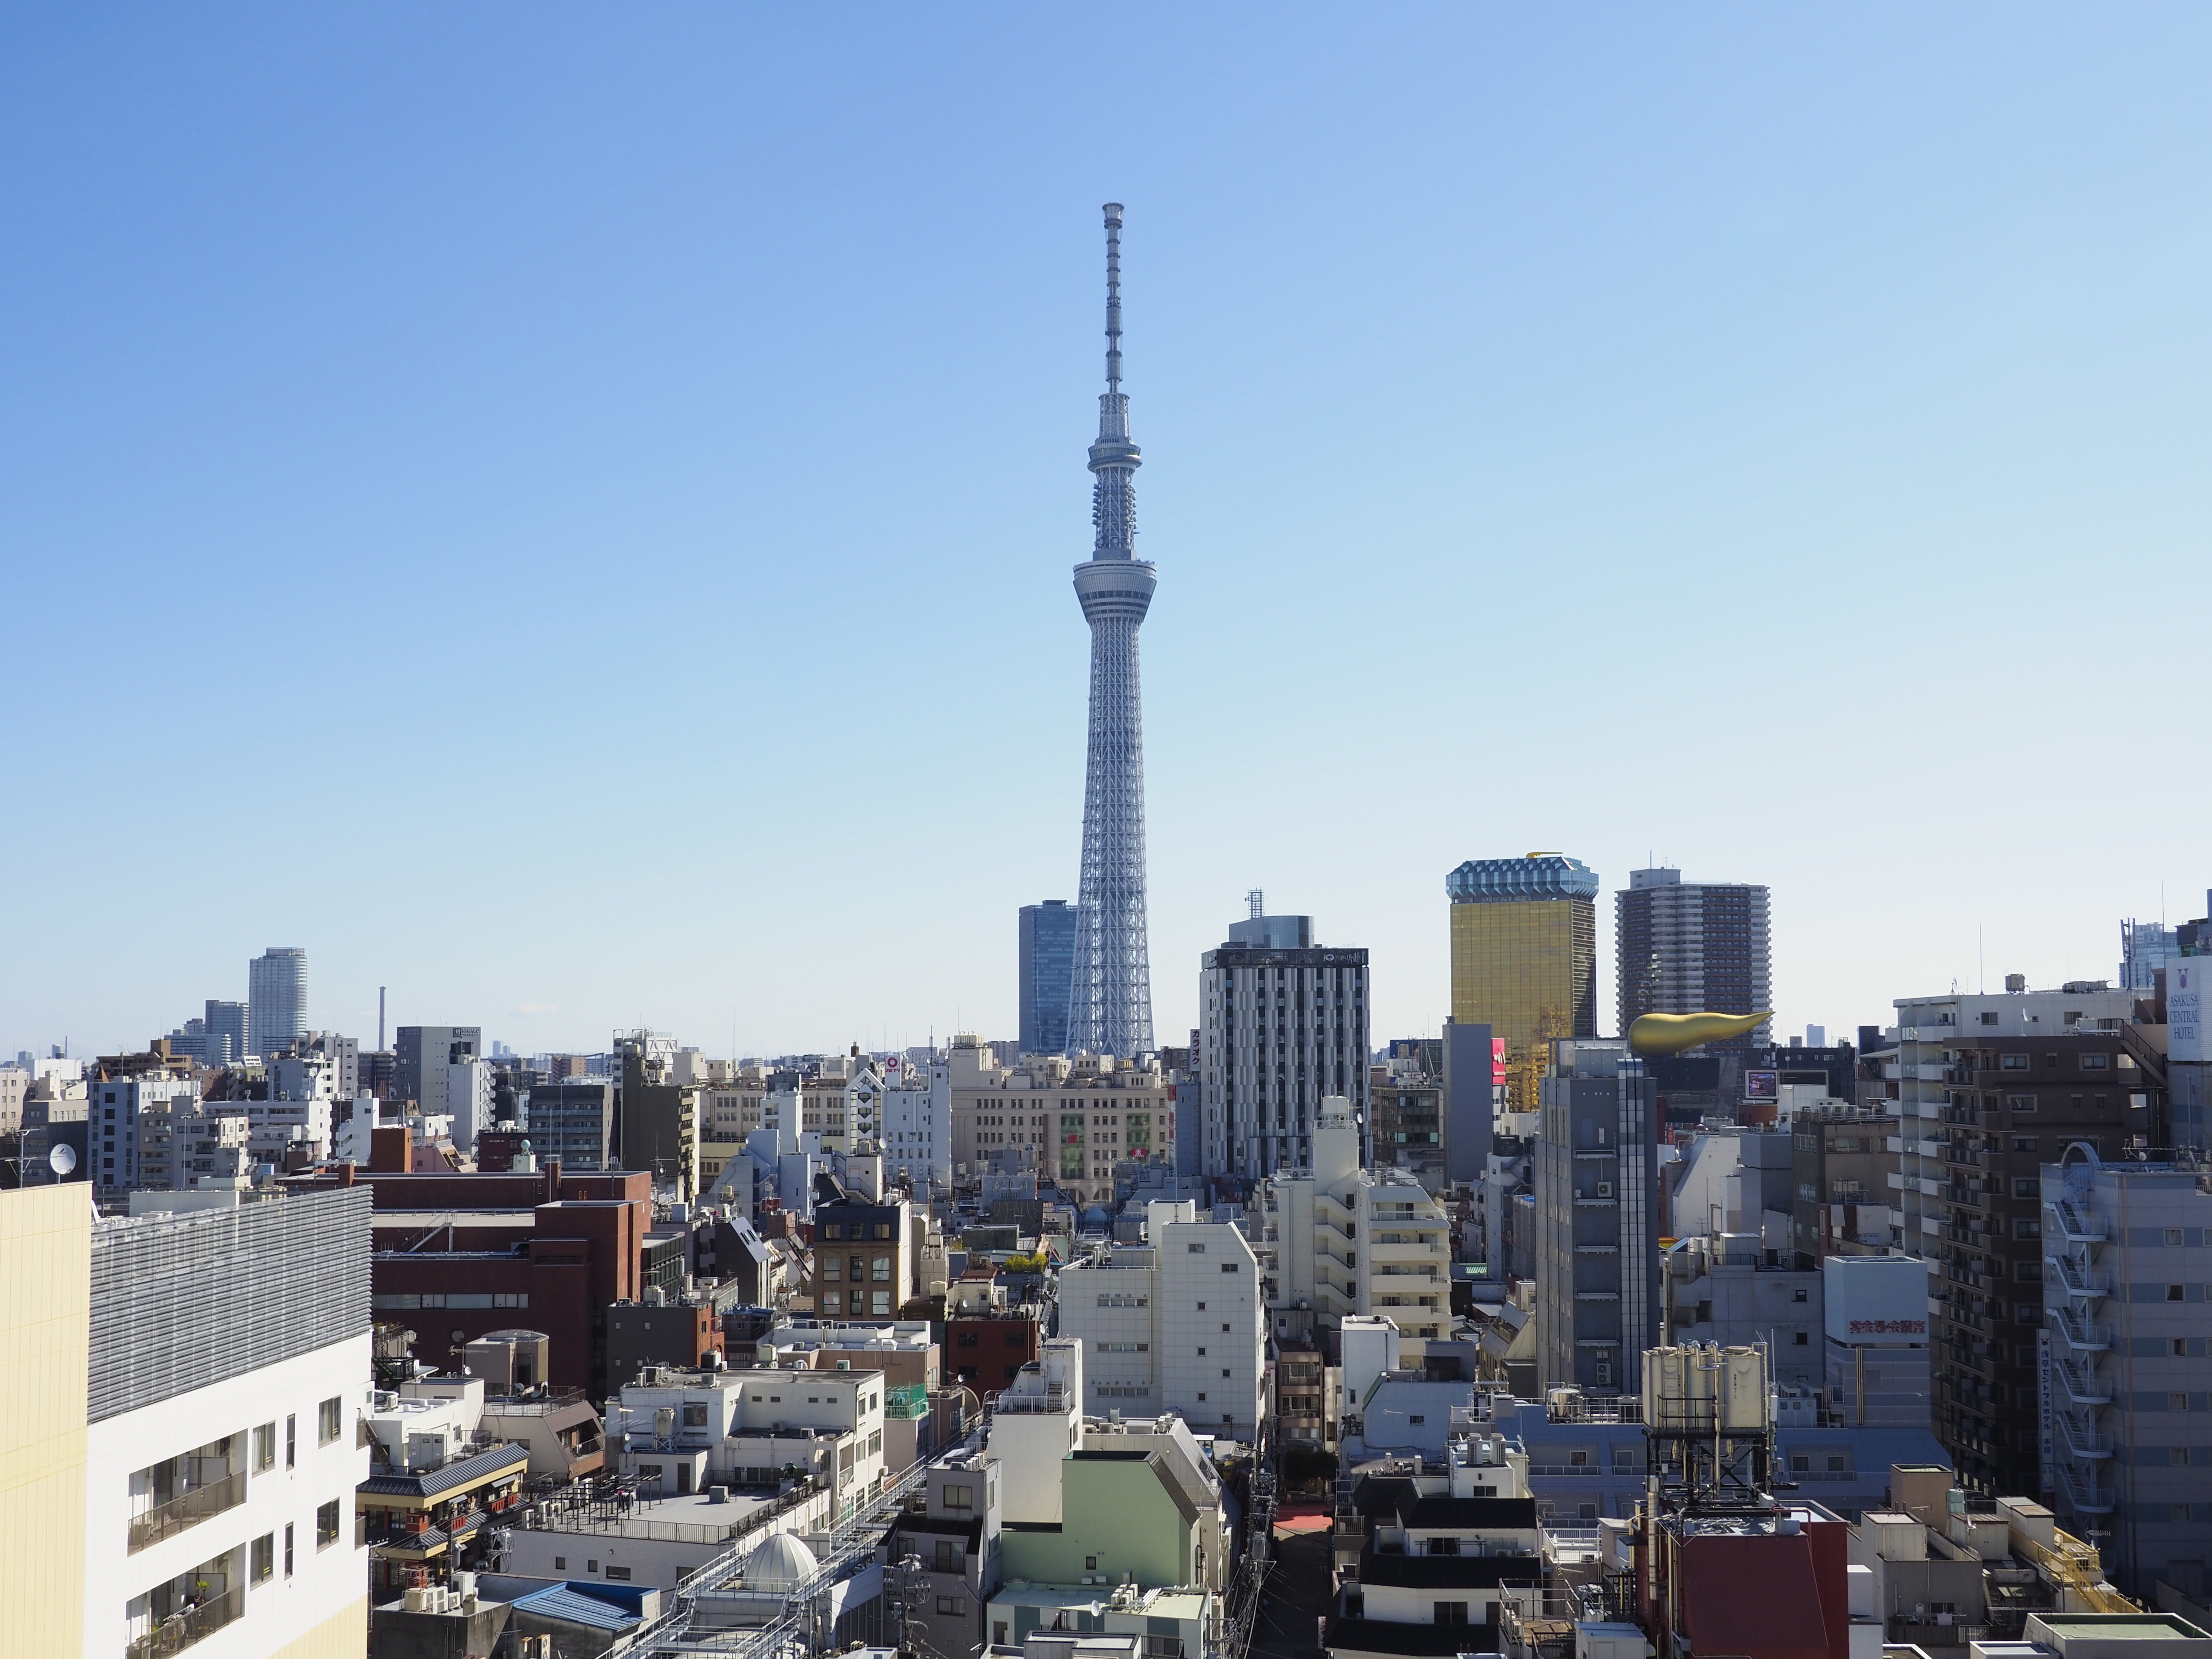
318,1397 -> 342,1446
2175,1339 -> 2190,1357
1222,1262 -> 1240,1273
2015,1220 -> 2040,1239
2002,1055 -> 2030,1071
1197,1347 -> 1206,1357
683,1403 -> 708,1427
1980,1012 -> 2000,1026
938,1596 -> 966,1615
2008,1095 -> 2037,1112
2172,1395 -> 2192,1413
2014,1179 -> 2038,1199
1086,1556 -> 1099,1571
935,1540 -> 960,1572
284,1523 -> 294,1578
554,1556 -> 567,1570
1827,1454 -> 1845,1473
2017,1261 -> 2042,1281
943,1484 -> 973,1509
2168,1228 -> 2188,1247
605,1565 -> 632,1580
316,1499 -> 339,1549
2014,1137 -> 2039,1152
1187,1242 -> 1206,1254
250,1533 -> 274,1585
2173,1449 -> 2193,1467
1197,1393 -> 1207,1402
1791,1454 -> 1810,1473
2082,1054 -> 2110,1071
253,1423 -> 276,1473
2170,1285 -> 2187,1302
285,1416 -> 296,1470
822,1257 -> 841,1281
1793,1288 -> 1808,1303
1794,1332 -> 1809,1346
587,1560 -> 599,1572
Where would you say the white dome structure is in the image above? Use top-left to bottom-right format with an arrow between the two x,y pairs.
741,1531 -> 818,1590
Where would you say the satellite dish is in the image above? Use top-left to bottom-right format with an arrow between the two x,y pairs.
49,1144 -> 77,1177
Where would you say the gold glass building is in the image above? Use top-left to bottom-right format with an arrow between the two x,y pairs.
1447,854 -> 1599,1107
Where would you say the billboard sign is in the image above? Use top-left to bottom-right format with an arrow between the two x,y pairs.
1744,1070 -> 1779,1103
1823,1254 -> 1930,1345
2174,961 -> 2208,1065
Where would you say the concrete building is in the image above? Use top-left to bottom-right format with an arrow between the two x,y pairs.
2169,940 -> 2212,1153
1659,1234 -> 1824,1388
1792,1106 -> 1902,1266
1447,855 -> 1599,1111
1021,900 -> 1079,1059
1257,1100 -> 1454,1343
88,1186 -> 373,1658
1372,1042 -> 1447,1191
1534,1040 -> 1659,1393
944,1276 -> 1044,1397
1889,987 -> 2155,1498
1822,1254 -> 1933,1428
2041,1145 -> 2212,1607
525,1079 -> 616,1170
883,1050 -> 951,1191
806,1173 -> 920,1321
1056,1200 -> 1264,1440
393,1025 -> 482,1118
206,999 -> 250,1068
608,1361 -> 888,1523
878,1448 -> 1006,1659
618,1032 -> 700,1197
949,1038 -> 1175,1210
88,1062 -> 202,1192
1616,867 -> 1774,1048
1196,904 -> 1370,1179
246,947 -> 309,1061
288,1159 -> 653,1396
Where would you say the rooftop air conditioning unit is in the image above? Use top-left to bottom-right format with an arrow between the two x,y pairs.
1596,1183 -> 1613,1199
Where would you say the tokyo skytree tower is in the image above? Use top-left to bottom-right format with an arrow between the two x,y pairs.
1065,202 -> 1156,1059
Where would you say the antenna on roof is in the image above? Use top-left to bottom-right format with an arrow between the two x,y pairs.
1247,889 -> 1264,920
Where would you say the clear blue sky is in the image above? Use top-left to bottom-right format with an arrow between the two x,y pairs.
5,7 -> 2207,1061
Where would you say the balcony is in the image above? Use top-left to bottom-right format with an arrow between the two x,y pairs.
128,1471 -> 247,1554
125,1586 -> 244,1659
992,1385 -> 1072,1415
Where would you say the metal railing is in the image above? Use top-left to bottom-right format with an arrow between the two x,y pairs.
127,1472 -> 247,1554
991,1385 -> 1071,1415
2049,1308 -> 2112,1351
124,1586 -> 244,1659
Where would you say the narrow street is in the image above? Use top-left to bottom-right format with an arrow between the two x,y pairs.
1249,1531 -> 1333,1659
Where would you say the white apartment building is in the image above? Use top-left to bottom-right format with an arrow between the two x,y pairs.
883,1051 -> 951,1190
1256,1099 -> 1452,1343
88,1186 -> 373,1658
443,1057 -> 492,1151
91,1070 -> 201,1192
1197,910 -> 1369,1180
989,1339 -> 1085,1525
1055,1202 -> 1265,1442
608,1361 -> 888,1524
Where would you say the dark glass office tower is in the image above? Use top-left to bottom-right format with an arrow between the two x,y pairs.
1019,901 -> 1077,1056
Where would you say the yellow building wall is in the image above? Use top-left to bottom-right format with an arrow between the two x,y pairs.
0,1185 -> 91,1659
268,1596 -> 369,1659
1450,899 -> 1596,1106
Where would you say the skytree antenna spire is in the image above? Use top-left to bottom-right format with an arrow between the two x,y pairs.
1065,201 -> 1156,1059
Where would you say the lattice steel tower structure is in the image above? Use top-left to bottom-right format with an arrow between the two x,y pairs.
1066,202 -> 1156,1058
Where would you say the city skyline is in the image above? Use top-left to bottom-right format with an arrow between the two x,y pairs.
4,10 -> 2208,1059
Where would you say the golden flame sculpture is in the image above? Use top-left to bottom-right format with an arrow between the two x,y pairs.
1627,1010 -> 1773,1057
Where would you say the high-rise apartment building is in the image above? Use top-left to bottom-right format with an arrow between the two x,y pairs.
244,949 -> 306,1060
2041,1147 -> 2212,1606
393,1025 -> 482,1116
1198,906 -> 1368,1179
1886,984 -> 2157,1498
1534,1039 -> 1659,1394
205,1000 -> 248,1068
1065,203 -> 1156,1061
1615,867 -> 1773,1046
1018,900 -> 1077,1057
1447,855 -> 1598,1109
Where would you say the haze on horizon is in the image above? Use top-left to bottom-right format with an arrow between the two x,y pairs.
3,7 -> 2206,1062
